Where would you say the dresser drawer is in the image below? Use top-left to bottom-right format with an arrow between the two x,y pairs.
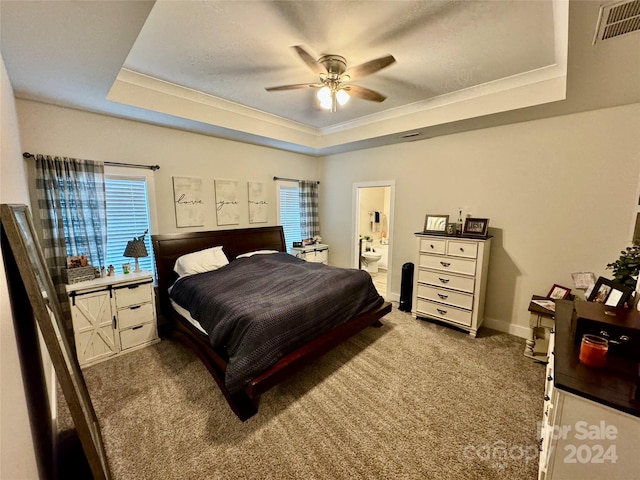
419,254 -> 476,276
446,240 -> 478,259
113,281 -> 153,309
416,284 -> 473,310
120,322 -> 157,350
417,269 -> 475,293
416,299 -> 472,326
419,238 -> 446,255
118,302 -> 154,330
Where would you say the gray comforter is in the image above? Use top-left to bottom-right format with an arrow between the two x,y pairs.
169,252 -> 384,394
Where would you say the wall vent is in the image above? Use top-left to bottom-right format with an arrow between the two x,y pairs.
593,0 -> 640,44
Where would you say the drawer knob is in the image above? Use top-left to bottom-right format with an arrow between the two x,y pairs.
440,261 -> 451,267
430,244 -> 434,248
437,308 -> 447,315
131,325 -> 144,331
130,305 -> 141,310
438,277 -> 450,284
437,293 -> 448,299
459,247 -> 464,252
127,285 -> 140,289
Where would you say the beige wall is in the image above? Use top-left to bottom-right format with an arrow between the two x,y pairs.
321,103 -> 640,336
0,54 -> 42,480
16,100 -> 320,235
14,98 -> 640,337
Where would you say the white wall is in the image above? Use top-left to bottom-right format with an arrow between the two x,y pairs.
16,100 -> 321,236
0,54 -> 42,480
321,104 -> 640,336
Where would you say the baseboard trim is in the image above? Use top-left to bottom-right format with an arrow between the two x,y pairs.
483,316 -> 529,339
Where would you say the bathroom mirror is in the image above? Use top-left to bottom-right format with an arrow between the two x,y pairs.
0,204 -> 111,480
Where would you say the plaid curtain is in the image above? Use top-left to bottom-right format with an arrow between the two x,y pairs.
33,154 -> 107,327
298,180 -> 319,239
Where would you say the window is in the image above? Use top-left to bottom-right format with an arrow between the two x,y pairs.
104,176 -> 155,277
277,181 -> 302,252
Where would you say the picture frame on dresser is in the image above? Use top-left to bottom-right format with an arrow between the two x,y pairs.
423,214 -> 449,234
0,204 -> 111,480
547,284 -> 572,300
462,217 -> 489,237
587,276 -> 632,307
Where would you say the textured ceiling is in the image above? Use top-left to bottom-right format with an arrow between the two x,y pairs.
122,0 -> 555,129
3,1 -> 638,155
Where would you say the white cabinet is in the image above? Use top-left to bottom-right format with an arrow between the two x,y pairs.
412,234 -> 491,337
538,332 -> 640,479
66,271 -> 159,367
291,244 -> 329,264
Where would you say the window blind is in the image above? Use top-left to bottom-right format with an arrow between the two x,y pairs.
279,185 -> 302,252
105,177 -> 155,276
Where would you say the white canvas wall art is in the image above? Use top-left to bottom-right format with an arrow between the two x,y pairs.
172,176 -> 204,227
248,181 -> 268,223
215,179 -> 240,225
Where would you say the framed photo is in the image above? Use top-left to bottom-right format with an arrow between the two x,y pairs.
423,214 -> 449,234
547,284 -> 571,300
463,217 -> 489,237
587,276 -> 632,308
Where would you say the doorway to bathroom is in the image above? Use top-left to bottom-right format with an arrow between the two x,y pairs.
352,181 -> 395,300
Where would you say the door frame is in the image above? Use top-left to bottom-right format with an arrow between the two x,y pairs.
352,180 -> 396,300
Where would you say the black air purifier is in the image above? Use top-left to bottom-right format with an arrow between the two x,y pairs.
399,262 -> 414,312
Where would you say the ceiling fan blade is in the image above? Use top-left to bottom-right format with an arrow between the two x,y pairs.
292,45 -> 327,76
344,54 -> 396,80
343,85 -> 387,102
265,83 -> 322,92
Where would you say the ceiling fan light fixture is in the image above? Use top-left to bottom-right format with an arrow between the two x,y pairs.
317,87 -> 333,110
336,89 -> 350,106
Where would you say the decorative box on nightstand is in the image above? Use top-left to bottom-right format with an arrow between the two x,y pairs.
66,271 -> 160,367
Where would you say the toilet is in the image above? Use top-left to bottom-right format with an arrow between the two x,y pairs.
362,250 -> 383,273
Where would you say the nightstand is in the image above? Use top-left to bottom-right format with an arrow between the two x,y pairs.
524,295 -> 555,362
66,271 -> 159,367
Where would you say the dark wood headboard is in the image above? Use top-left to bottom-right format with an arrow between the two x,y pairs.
152,226 -> 286,317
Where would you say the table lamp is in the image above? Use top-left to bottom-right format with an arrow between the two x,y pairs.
123,230 -> 148,273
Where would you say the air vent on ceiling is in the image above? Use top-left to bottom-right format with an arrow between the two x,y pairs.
593,0 -> 640,44
400,132 -> 422,140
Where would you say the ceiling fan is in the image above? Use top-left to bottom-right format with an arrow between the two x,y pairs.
265,46 -> 396,112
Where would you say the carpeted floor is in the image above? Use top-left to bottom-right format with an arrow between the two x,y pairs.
63,305 -> 545,479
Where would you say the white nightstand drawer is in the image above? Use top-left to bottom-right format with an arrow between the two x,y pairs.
419,238 -> 446,254
114,281 -> 153,309
120,322 -> 157,350
446,240 -> 478,259
418,269 -> 475,293
420,254 -> 476,275
416,284 -> 473,310
118,302 -> 154,330
416,299 -> 472,326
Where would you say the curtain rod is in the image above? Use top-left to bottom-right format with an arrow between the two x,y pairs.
23,152 -> 160,171
273,176 -> 319,184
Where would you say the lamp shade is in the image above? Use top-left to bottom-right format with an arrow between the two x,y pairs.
123,240 -> 148,259
123,239 -> 148,273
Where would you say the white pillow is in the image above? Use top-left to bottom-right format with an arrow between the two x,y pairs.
235,250 -> 279,259
174,246 -> 229,277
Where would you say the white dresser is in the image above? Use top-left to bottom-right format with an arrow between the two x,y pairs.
412,233 -> 491,337
291,244 -> 329,264
66,271 -> 160,367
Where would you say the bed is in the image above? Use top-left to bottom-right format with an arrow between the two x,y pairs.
152,226 -> 391,420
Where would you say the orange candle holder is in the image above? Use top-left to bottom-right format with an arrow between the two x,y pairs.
579,334 -> 608,368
